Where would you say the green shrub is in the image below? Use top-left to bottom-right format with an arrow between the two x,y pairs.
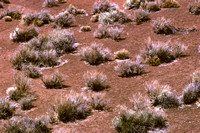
161,0 -> 180,8
112,106 -> 167,133
94,24 -> 123,40
80,43 -> 112,65
53,91 -> 91,123
152,17 -> 176,35
0,98 -> 15,119
114,60 -> 144,77
134,9 -> 150,25
114,49 -> 130,60
84,70 -> 107,91
0,8 -> 22,19
188,2 -> 200,15
43,0 -> 57,8
80,25 -> 91,32
98,10 -> 131,25
22,64 -> 42,78
92,0 -> 118,14
54,11 -> 75,28
9,73 -> 31,101
42,72 -> 66,89
66,4 -> 86,15
10,27 -> 39,42
4,117 -> 51,133
19,93 -> 36,110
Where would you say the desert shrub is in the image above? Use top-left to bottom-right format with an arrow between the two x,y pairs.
112,106 -> 167,133
19,93 -> 36,110
145,80 -> 180,108
43,0 -> 57,8
114,60 -> 144,77
53,91 -> 91,123
80,25 -> 91,32
48,30 -> 76,55
0,0 -> 10,3
83,70 -> 107,91
152,17 -> 176,35
66,4 -> 86,15
10,27 -> 39,42
22,64 -> 42,78
9,73 -> 31,101
89,93 -> 110,111
142,1 -> 161,12
92,0 -> 118,14
4,117 -> 51,133
54,11 -> 75,28
90,14 -> 100,22
94,24 -> 123,40
114,49 -> 129,60
3,16 -> 12,22
138,38 -> 187,66
0,8 -> 22,19
134,9 -> 150,25
182,83 -> 199,104
161,0 -> 180,8
124,0 -> 142,10
0,2 -> 3,8
189,2 -> 200,15
80,43 -> 112,65
0,98 -> 15,119
39,49 -> 59,67
98,10 -> 131,25
42,72 -> 66,89
27,36 -> 50,51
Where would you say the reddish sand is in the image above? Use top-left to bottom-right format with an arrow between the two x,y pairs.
0,0 -> 200,132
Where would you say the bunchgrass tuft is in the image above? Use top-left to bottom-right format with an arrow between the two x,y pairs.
92,0 -> 118,14
124,0 -> 142,10
188,1 -> 200,15
22,64 -> 42,79
19,93 -> 36,110
66,4 -> 86,15
0,98 -> 15,119
161,0 -> 180,8
134,9 -> 150,25
43,0 -> 58,8
54,11 -> 75,28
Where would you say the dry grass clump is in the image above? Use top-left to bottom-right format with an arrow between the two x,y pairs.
66,4 -> 86,15
112,105 -> 167,133
115,60 -> 144,77
0,98 -> 15,119
161,0 -> 180,8
94,24 -> 123,41
98,10 -> 131,25
114,49 -> 130,60
80,25 -> 91,32
134,9 -> 150,25
22,10 -> 52,27
22,64 -> 42,79
43,0 -> 57,8
19,93 -> 36,110
52,91 -> 91,123
4,117 -> 51,133
80,43 -> 112,65
89,93 -> 110,111
92,0 -> 118,15
54,11 -> 75,28
188,1 -> 200,15
0,8 -> 22,20
138,38 -> 187,66
142,1 -> 161,12
42,72 -> 66,89
10,27 -> 39,42
83,70 -> 107,91
124,0 -> 142,10
145,80 -> 180,108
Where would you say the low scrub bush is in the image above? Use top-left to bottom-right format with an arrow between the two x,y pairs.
19,93 -> 36,110
0,98 -> 15,119
98,10 -> 131,25
53,91 -> 91,123
80,43 -> 112,65
138,38 -> 187,66
9,73 -> 31,101
124,0 -> 142,10
114,60 -> 144,77
134,9 -> 150,25
42,72 -> 66,89
83,70 -> 107,91
4,117 -> 51,133
10,27 -> 39,42
43,0 -> 57,8
0,0 -> 10,3
89,93 -> 110,111
189,2 -> 200,15
66,4 -> 86,15
54,11 -> 75,28
114,49 -> 130,60
80,25 -> 91,32
145,80 -> 180,108
142,1 -> 161,12
22,64 -> 42,79
161,0 -> 180,8
92,0 -> 118,14
112,106 -> 167,133
0,8 -> 22,19
94,24 -> 123,40
39,49 -> 59,67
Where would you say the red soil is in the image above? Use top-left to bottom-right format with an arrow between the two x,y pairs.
0,0 -> 200,132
